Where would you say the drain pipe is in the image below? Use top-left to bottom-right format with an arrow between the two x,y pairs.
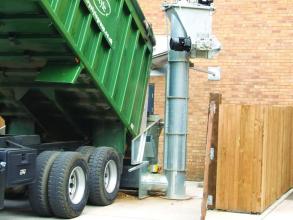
163,9 -> 190,200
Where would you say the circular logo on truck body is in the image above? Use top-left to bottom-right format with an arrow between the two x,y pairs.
94,0 -> 111,16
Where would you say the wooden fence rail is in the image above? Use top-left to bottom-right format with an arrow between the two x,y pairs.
216,105 -> 293,213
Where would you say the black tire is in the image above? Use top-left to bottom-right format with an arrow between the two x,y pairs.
48,152 -> 89,219
28,151 -> 60,217
76,146 -> 96,162
88,147 -> 121,206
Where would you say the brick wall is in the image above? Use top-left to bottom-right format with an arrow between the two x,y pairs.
138,0 -> 293,180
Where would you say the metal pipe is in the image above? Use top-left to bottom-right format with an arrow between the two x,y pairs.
141,173 -> 168,192
163,11 -> 190,200
162,0 -> 219,200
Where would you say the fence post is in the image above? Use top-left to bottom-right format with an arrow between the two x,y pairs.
207,93 -> 222,210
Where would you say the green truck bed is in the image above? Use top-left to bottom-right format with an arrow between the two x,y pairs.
0,0 -> 155,152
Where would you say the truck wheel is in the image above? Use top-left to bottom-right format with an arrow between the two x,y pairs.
29,151 -> 60,217
88,147 -> 121,206
48,152 -> 89,219
76,146 -> 96,162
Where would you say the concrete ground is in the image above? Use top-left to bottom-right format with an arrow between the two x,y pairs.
207,188 -> 293,220
0,182 -> 292,220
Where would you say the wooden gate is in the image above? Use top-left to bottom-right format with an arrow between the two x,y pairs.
216,105 -> 293,213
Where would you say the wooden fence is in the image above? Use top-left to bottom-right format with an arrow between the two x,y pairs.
216,105 -> 293,213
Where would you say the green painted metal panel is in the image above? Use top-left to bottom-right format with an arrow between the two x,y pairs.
0,0 -> 154,147
36,64 -> 84,84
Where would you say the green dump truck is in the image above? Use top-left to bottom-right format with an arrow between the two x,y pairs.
0,0 -> 155,218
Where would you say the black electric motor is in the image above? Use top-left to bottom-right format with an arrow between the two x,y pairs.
198,0 -> 213,6
170,37 -> 192,52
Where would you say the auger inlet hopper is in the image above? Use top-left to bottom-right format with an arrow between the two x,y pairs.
0,0 -> 155,152
164,1 -> 220,59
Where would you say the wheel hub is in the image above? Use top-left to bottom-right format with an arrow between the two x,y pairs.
104,160 -> 118,194
68,166 -> 86,204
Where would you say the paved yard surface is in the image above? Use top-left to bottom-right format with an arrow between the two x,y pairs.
207,189 -> 293,220
0,182 -> 292,220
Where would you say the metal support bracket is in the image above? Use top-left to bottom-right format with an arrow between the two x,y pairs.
128,161 -> 149,173
131,116 -> 161,165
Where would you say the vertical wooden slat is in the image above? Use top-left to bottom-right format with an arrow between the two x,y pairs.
229,105 -> 241,211
285,107 -> 292,190
289,106 -> 292,189
261,106 -> 269,211
277,107 -> 284,198
289,107 -> 293,188
281,107 -> 289,194
251,105 -> 264,213
222,105 -> 231,210
215,105 -> 226,210
263,106 -> 277,210
272,107 -> 279,203
238,105 -> 255,212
